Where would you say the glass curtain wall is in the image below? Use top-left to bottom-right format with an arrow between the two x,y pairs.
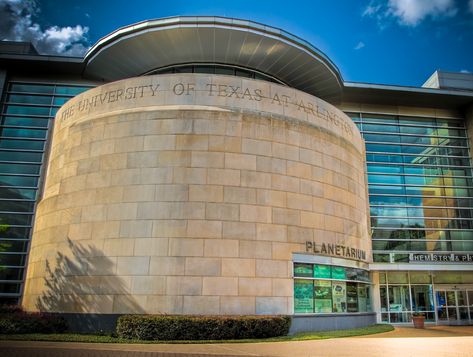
0,81 -> 92,304
347,113 -> 473,263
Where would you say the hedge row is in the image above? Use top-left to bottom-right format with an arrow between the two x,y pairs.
0,308 -> 68,334
116,315 -> 291,340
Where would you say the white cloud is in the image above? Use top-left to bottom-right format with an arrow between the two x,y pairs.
354,41 -> 366,50
364,0 -> 458,27
469,0 -> 473,14
0,0 -> 90,56
460,69 -> 471,73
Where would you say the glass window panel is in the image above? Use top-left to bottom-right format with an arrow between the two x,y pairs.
373,253 -> 390,262
388,272 -> 408,284
347,282 -> 358,312
411,285 -> 434,311
437,128 -> 465,137
5,105 -> 50,116
399,126 -> 435,135
368,174 -> 404,184
363,133 -> 400,143
389,312 -> 411,323
193,66 -> 215,74
436,119 -> 463,128
53,97 -> 71,105
0,267 -> 24,280
294,279 -> 314,313
369,195 -> 407,205
345,112 -> 361,121
1,116 -> 49,128
294,263 -> 312,277
0,213 -> 32,225
0,140 -> 45,150
399,117 -> 434,126
373,240 -> 410,250
457,291 -> 467,306
174,66 -> 193,73
449,231 -> 473,240
366,154 -> 403,163
234,69 -> 253,78
366,144 -> 401,153
445,187 -> 470,197
451,241 -> 473,251
362,114 -> 397,124
2,128 -> 47,138
10,83 -> 54,94
7,94 -> 52,105
404,166 -> 439,175
380,285 -> 388,312
0,283 -> 21,294
369,185 -> 406,195
388,285 -> 411,312
50,107 -> 59,116
0,163 -> 40,175
0,226 -> 30,239
215,66 -> 235,75
401,145 -> 436,155
0,253 -> 26,266
468,291 -> 473,306
371,229 -> 395,239
367,165 -> 403,174
314,280 -> 332,313
0,200 -> 35,213
358,284 -> 370,312
0,187 -> 36,200
434,272 -> 463,284
332,266 -> 347,280
313,264 -> 331,278
0,175 -> 38,187
55,86 -> 90,95
0,240 -> 28,253
400,136 -> 434,145
452,177 -> 470,186
370,206 -> 408,217
0,151 -> 43,162
362,123 -> 399,132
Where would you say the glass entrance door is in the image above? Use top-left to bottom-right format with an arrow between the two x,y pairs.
436,290 -> 472,324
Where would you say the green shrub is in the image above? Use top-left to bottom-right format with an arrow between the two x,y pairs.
116,315 -> 291,340
0,307 -> 68,334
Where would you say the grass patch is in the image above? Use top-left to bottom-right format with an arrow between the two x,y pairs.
0,324 -> 393,344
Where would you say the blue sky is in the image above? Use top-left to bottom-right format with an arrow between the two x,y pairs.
1,0 -> 473,87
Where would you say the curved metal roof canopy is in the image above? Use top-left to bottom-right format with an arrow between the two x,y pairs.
84,16 -> 343,103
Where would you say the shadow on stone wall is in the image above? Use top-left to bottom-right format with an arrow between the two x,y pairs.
36,238 -> 144,332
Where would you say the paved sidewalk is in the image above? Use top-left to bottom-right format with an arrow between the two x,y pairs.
1,326 -> 473,357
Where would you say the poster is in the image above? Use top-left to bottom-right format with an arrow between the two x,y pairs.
294,280 -> 314,313
332,266 -> 347,280
294,263 -> 312,277
313,264 -> 331,278
314,280 -> 332,313
332,281 -> 347,312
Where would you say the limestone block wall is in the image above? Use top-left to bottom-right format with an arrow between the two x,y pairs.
22,74 -> 370,315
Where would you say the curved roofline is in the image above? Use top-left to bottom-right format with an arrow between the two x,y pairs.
83,16 -> 344,102
85,16 -> 343,80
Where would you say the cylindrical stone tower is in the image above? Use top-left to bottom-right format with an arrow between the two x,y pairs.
22,73 -> 370,316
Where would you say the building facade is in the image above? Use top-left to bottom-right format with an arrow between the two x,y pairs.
0,17 -> 472,331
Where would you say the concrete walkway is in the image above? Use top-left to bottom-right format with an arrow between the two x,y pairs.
1,326 -> 473,357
